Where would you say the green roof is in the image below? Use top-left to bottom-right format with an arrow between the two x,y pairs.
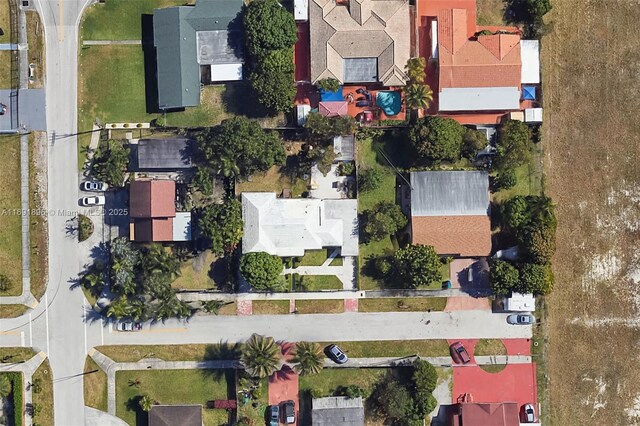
153,0 -> 244,109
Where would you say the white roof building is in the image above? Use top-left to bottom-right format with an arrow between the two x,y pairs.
520,40 -> 541,84
504,292 -> 536,312
241,192 -> 359,257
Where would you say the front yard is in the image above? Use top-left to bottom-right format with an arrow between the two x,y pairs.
358,297 -> 448,312
0,135 -> 22,297
327,339 -> 450,358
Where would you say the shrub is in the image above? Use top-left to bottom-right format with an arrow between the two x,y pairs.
240,252 -> 286,291
362,202 -> 408,242
517,262 -> 554,295
522,225 -> 556,264
339,162 -> 355,176
316,78 -> 341,92
0,274 -> 12,292
392,245 -> 441,289
91,139 -> 130,187
412,359 -> 438,394
304,113 -> 356,141
358,168 -> 384,192
198,199 -> 243,255
495,120 -> 531,171
493,169 -> 517,190
461,128 -> 487,160
78,214 -> 94,242
408,116 -> 465,163
316,147 -> 337,175
136,123 -> 143,128
490,259 -> 519,296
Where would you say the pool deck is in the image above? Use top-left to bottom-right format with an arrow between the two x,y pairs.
342,85 -> 406,121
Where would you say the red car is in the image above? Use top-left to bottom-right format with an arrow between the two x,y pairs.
450,342 -> 471,364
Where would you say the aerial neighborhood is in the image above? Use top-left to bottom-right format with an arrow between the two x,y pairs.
4,0 -> 632,425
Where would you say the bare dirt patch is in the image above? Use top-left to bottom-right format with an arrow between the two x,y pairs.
542,0 -> 640,424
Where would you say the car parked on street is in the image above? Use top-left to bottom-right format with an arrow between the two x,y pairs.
268,404 -> 279,426
522,403 -> 536,422
114,321 -> 142,332
507,313 -> 535,325
450,341 -> 471,364
80,195 -> 105,206
82,181 -> 109,192
326,344 -> 348,364
282,400 -> 295,424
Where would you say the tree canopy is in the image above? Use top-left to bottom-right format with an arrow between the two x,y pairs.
197,117 -> 286,179
249,49 -> 296,113
392,244 -> 441,289
243,0 -> 297,56
304,113 -> 356,141
92,139 -> 130,187
490,259 -> 520,296
495,119 -> 532,171
363,201 -> 408,242
408,116 -> 465,163
501,195 -> 556,263
198,199 -> 244,255
461,128 -> 487,160
358,168 -> 384,192
241,334 -> 282,378
240,252 -> 286,291
490,259 -> 554,296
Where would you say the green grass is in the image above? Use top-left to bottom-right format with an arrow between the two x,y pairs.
115,369 -> 232,426
479,364 -> 507,373
30,133 -> 47,301
84,357 -> 108,411
172,250 -> 218,290
329,257 -> 343,266
299,368 -> 385,397
32,358 -> 54,426
97,343 -> 242,362
328,340 -> 450,358
298,250 -> 330,266
473,339 -> 507,356
492,147 -> 543,202
0,347 -> 36,362
235,164 -> 309,197
252,300 -> 290,315
299,275 -> 344,291
80,0 -> 191,41
358,297 -> 447,312
295,299 -> 344,314
0,135 -> 22,296
0,304 -> 29,318
0,0 -> 12,44
0,50 -> 15,89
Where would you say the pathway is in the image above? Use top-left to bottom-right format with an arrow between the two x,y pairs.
82,40 -> 141,45
0,352 -> 46,426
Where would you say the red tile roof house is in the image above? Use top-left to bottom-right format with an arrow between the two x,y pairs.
409,171 -> 491,257
446,401 -> 520,426
419,0 -> 541,124
129,179 -> 192,242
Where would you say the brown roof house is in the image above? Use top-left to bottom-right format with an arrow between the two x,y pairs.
447,401 -> 520,426
309,0 -> 410,86
129,180 -> 192,242
409,171 -> 490,257
149,404 -> 203,426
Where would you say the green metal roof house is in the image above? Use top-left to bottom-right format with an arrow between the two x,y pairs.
153,0 -> 244,109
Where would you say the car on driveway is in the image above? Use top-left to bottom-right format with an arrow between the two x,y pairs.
326,344 -> 348,364
507,313 -> 535,325
80,196 -> 105,206
522,403 -> 536,422
114,321 -> 142,332
268,404 -> 279,426
450,341 -> 471,364
282,400 -> 295,424
82,181 -> 109,192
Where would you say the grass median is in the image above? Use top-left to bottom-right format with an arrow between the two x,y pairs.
358,297 -> 447,312
0,135 -> 22,297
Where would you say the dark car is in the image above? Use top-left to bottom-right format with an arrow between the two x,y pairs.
282,400 -> 295,424
450,341 -> 471,364
268,404 -> 279,426
326,344 -> 348,364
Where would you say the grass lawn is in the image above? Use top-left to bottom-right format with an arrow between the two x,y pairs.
356,137 -> 397,290
295,299 -> 344,314
26,11 -> 45,88
115,369 -> 232,426
80,0 -> 190,40
298,250 -> 329,266
30,133 -> 47,301
358,297 -> 447,312
327,340 -> 450,358
235,164 -> 308,197
0,304 -> 29,318
479,364 -> 507,374
299,368 -> 385,397
0,0 -> 12,44
32,358 -> 54,426
218,301 -> 237,315
473,339 -> 507,356
476,0 -> 507,26
492,147 -> 543,203
236,378 -> 268,425
299,275 -> 343,291
0,347 -> 36,362
329,257 -> 343,266
97,343 -> 242,362
0,135 -> 22,296
0,50 -> 14,89
172,250 -> 218,290
252,300 -> 290,315
84,357 -> 108,411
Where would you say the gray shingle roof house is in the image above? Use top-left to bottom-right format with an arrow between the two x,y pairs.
136,138 -> 194,170
312,396 -> 365,426
309,0 -> 410,86
242,192 -> 359,257
148,404 -> 203,426
153,0 -> 244,109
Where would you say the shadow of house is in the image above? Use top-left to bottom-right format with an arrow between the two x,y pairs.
141,14 -> 160,113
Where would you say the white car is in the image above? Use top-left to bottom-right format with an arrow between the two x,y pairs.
114,321 -> 142,332
82,181 -> 109,192
522,403 -> 536,422
80,196 -> 105,206
507,313 -> 535,325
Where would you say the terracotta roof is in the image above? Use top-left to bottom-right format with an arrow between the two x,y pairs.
449,402 -> 520,426
319,101 -> 349,116
132,218 -> 175,242
411,215 -> 491,257
129,180 -> 176,218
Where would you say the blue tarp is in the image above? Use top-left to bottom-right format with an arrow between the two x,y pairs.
319,87 -> 344,102
522,86 -> 536,100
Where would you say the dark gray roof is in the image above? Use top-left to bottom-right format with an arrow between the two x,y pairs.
343,58 -> 378,83
149,405 -> 202,426
312,397 -> 364,426
153,0 -> 244,109
410,171 -> 490,216
137,138 -> 194,170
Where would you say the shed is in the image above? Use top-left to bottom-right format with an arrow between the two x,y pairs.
333,135 -> 355,161
295,0 -> 308,21
504,292 -> 536,312
520,40 -> 540,84
312,396 -> 364,426
524,107 -> 543,123
296,104 -> 311,126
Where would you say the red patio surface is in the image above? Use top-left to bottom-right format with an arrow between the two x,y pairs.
503,338 -> 532,356
268,343 -> 300,422
342,85 -> 406,121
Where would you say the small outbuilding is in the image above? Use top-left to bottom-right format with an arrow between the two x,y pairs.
504,292 -> 536,312
312,396 -> 364,426
149,404 -> 203,426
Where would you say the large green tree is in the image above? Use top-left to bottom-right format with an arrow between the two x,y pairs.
392,245 -> 441,289
408,116 -> 465,163
517,262 -> 554,295
495,119 -> 531,170
243,0 -> 297,56
250,49 -> 296,113
197,117 -> 286,179
404,57 -> 426,84
358,168 -> 384,192
292,341 -> 324,376
412,359 -> 438,394
241,334 -> 282,378
490,259 -> 520,296
240,252 -> 286,291
304,113 -> 356,141
404,84 -> 433,116
198,199 -> 244,255
372,378 -> 416,423
363,202 -> 408,242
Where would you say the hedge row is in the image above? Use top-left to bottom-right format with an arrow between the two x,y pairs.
1,372 -> 24,426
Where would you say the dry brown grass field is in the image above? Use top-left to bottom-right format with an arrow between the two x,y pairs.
542,0 -> 640,424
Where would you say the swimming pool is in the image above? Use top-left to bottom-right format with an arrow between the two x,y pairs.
376,91 -> 402,116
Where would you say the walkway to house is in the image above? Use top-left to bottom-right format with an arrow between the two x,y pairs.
283,256 -> 357,290
0,352 -> 46,426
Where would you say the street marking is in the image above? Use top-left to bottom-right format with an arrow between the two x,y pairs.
20,332 -> 25,347
29,313 -> 33,347
58,0 -> 64,41
0,331 -> 21,336
45,293 -> 50,356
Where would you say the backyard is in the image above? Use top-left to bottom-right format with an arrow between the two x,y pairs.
0,135 -> 22,298
115,369 -> 232,426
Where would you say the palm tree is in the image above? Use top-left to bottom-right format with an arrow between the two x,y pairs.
106,297 -> 130,319
241,334 -> 282,379
292,342 -> 324,376
138,394 -> 156,412
143,244 -> 180,278
404,57 -> 426,84
0,375 -> 12,398
218,156 -> 240,178
404,84 -> 433,112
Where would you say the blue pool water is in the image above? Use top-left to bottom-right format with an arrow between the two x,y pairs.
376,91 -> 402,116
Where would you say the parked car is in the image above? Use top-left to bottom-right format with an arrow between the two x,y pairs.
268,404 -> 279,426
114,321 -> 142,332
450,341 -> 471,364
80,196 -> 105,206
326,344 -> 348,364
507,313 -> 535,325
82,181 -> 109,191
282,400 -> 295,424
522,403 -> 536,422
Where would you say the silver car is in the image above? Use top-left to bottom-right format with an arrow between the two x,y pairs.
82,181 -> 109,192
507,313 -> 535,325
80,196 -> 105,206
